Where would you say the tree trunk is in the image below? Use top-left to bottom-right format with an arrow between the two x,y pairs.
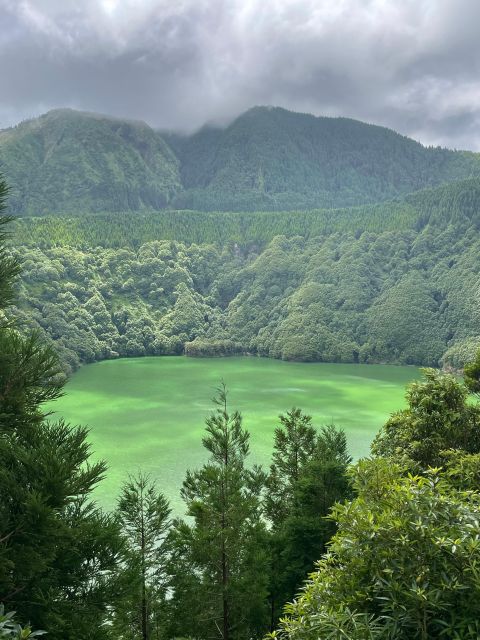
141,503 -> 148,640
222,540 -> 229,640
270,595 -> 275,633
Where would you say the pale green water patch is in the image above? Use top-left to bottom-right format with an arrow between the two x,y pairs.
47,356 -> 420,513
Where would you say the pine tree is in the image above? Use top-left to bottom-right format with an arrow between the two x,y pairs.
0,180 -> 20,315
265,408 -> 317,524
112,473 -> 171,640
265,416 -> 351,628
277,426 -> 352,607
265,408 -> 317,628
167,383 -> 269,640
0,173 -> 122,639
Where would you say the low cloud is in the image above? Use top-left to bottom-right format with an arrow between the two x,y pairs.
1,0 -> 480,149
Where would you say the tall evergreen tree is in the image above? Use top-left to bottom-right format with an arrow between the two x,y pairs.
0,174 -> 122,639
276,426 -> 352,607
112,473 -> 171,640
167,384 -> 269,640
265,408 -> 317,524
265,416 -> 351,628
0,181 -> 20,317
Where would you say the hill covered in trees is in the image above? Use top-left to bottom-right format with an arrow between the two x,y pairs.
0,109 -> 182,215
167,106 -> 480,211
8,177 -> 480,374
2,106 -> 480,215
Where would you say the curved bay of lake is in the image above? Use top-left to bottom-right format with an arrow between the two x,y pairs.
49,356 -> 420,512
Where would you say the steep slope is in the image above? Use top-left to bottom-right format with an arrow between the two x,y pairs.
9,177 -> 480,373
0,109 -> 182,215
2,106 -> 480,215
171,106 -> 480,211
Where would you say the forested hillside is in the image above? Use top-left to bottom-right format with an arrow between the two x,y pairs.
2,106 -> 480,215
9,178 -> 480,374
168,106 -> 480,211
0,109 -> 182,215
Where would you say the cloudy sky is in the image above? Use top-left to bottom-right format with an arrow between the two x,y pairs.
1,0 -> 480,149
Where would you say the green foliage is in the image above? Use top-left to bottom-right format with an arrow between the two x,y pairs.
0,329 -> 63,429
3,107 -> 480,216
372,368 -> 480,467
463,347 -> 480,394
0,605 -> 45,638
265,408 -> 318,524
167,384 -> 269,640
0,215 -> 20,317
169,106 -> 480,212
7,177 -> 480,373
273,460 -> 480,640
0,110 -> 181,215
12,201 -> 419,247
0,175 -> 123,639
266,418 -> 351,628
111,474 -> 171,640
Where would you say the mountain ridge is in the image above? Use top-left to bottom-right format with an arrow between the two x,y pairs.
2,105 -> 480,215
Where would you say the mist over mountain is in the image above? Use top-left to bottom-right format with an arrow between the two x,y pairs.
0,109 -> 182,216
2,106 -> 480,216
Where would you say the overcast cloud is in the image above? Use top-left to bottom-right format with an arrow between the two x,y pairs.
1,0 -> 480,149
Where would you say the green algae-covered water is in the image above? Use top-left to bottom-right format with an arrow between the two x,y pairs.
48,357 -> 420,512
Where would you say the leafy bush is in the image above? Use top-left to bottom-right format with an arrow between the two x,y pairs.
273,460 -> 480,640
0,606 -> 45,639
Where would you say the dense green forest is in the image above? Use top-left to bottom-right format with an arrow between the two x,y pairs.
166,106 -> 480,211
2,106 -> 480,215
7,177 -> 480,374
2,169 -> 480,637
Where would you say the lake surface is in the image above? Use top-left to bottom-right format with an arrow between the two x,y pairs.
48,356 -> 420,512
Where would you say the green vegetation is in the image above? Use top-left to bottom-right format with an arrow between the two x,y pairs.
274,460 -> 480,639
266,412 -> 352,627
2,106 -> 480,215
4,166 -> 480,637
0,605 -> 44,638
11,200 -> 419,247
0,176 -> 123,639
372,368 -> 480,467
3,97 -> 480,638
169,106 -> 480,211
0,110 -> 181,216
47,357 -> 419,510
167,384 -> 269,640
112,474 -> 171,640
274,370 -> 480,639
7,177 -> 480,374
